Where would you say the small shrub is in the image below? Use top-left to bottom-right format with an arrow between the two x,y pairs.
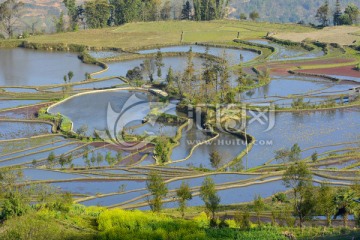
355,63 -> 360,71
194,212 -> 210,229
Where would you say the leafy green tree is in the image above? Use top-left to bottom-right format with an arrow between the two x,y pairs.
166,66 -> 174,85
193,0 -> 201,21
253,195 -> 265,225
96,152 -> 104,166
105,152 -> 112,165
334,189 -> 357,227
339,13 -> 352,25
58,154 -> 66,168
47,152 -> 56,166
176,181 -> 192,218
116,152 -> 122,163
234,209 -> 251,229
85,0 -> 113,28
67,71 -> 74,82
275,143 -> 301,163
289,143 -> 301,162
200,177 -> 220,221
90,153 -> 96,166
54,12 -> 65,33
216,52 -> 230,102
155,50 -> 164,78
356,63 -> 360,71
146,171 -> 168,212
193,0 -> 229,21
315,0 -> 330,26
0,169 -> 30,220
0,0 -> 24,38
182,47 -> 195,92
272,192 -> 288,203
311,151 -> 318,162
154,137 -> 169,164
66,154 -> 73,166
85,72 -> 91,80
240,13 -> 247,20
1,191 -> 30,220
275,149 -> 290,164
344,4 -> 359,24
110,0 -> 142,25
209,150 -> 221,169
317,183 -> 336,226
282,162 -> 314,228
126,66 -> 143,81
249,11 -> 260,21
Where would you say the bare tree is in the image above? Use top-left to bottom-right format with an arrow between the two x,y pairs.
0,0 -> 24,38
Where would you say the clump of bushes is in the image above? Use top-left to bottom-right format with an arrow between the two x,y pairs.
267,37 -> 315,51
291,98 -> 337,110
356,63 -> 360,71
97,209 -> 207,240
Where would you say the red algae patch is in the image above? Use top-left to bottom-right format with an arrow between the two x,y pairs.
296,65 -> 360,78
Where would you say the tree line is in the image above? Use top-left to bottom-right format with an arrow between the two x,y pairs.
146,162 -> 360,229
57,0 -> 230,32
0,0 -> 231,36
316,0 -> 359,26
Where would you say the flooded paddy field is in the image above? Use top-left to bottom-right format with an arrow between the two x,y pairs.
1,42 -> 359,209
0,48 -> 102,86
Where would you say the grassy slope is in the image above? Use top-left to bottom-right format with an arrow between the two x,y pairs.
26,20 -> 314,50
276,25 -> 360,45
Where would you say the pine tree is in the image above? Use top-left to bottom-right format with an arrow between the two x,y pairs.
193,0 -> 229,21
334,0 -> 342,26
180,0 -> 192,20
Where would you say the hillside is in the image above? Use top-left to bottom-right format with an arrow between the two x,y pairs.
3,0 -> 359,33
0,0 -> 82,33
229,0 -> 360,23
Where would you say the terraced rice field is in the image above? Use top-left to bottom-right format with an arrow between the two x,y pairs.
1,25 -> 359,211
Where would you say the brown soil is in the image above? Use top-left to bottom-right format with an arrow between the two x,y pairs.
0,102 -> 51,119
297,66 -> 360,78
261,58 -> 356,76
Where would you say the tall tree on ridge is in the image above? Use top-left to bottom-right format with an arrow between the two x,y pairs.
0,0 -> 24,38
333,0 -> 342,26
63,0 -> 78,30
181,1 -> 193,20
84,0 -> 113,28
315,0 -> 330,27
146,171 -> 168,213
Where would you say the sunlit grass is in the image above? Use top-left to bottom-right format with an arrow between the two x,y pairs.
27,20 -> 314,50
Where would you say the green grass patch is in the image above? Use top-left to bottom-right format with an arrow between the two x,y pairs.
25,20 -> 315,50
